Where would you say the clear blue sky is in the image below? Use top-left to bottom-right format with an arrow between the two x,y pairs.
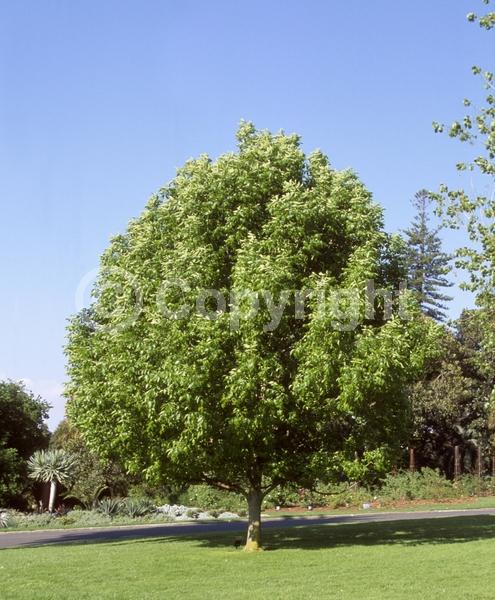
0,1 -> 493,428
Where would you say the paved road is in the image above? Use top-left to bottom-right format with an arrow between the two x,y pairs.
1,508 -> 495,549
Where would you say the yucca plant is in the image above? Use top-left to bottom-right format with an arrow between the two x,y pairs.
96,497 -> 122,517
28,449 -> 77,513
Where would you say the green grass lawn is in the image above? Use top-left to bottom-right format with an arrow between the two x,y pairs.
2,515 -> 495,599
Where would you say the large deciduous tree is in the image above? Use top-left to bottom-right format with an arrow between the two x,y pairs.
66,124 -> 438,550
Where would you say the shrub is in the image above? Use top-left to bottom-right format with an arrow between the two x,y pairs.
263,483 -> 371,509
57,515 -> 77,526
264,486 -> 301,509
454,475 -> 495,497
179,485 -> 245,512
9,512 -> 54,528
379,469 -> 454,501
128,482 -> 188,505
323,484 -> 371,508
65,510 -> 111,527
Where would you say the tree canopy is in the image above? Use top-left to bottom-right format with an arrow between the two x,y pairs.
0,380 -> 50,508
66,124 -> 439,549
409,310 -> 493,475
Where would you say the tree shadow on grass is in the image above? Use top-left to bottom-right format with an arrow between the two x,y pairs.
94,515 -> 495,553
3,515 -> 495,552
261,516 -> 495,551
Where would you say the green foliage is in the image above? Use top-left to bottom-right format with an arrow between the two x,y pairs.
0,447 -> 24,508
433,3 -> 495,392
379,469 -> 454,501
306,483 -> 371,509
409,312 -> 493,475
403,190 -> 452,321
3,511 -> 55,528
127,481 -> 188,505
263,486 -> 302,508
0,507 -> 179,530
467,1 -> 495,31
379,469 -> 495,502
178,482 -> 370,511
65,124 -> 440,530
0,380 -> 50,458
0,380 -> 50,508
261,482 -> 372,509
454,474 -> 495,496
180,485 -> 245,512
51,419 -> 128,508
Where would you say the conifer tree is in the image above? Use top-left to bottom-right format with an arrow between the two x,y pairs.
403,190 -> 453,321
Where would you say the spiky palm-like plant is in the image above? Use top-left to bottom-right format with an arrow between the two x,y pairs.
96,497 -> 122,517
28,449 -> 77,512
0,511 -> 9,528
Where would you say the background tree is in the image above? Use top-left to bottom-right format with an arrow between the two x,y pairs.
0,380 -> 50,508
433,1 -> 495,367
403,190 -> 453,321
66,124 -> 439,550
409,310 -> 493,475
28,449 -> 76,512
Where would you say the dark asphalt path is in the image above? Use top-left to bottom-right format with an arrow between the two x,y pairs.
1,508 -> 495,549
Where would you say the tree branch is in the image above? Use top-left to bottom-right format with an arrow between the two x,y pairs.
306,481 -> 359,497
201,474 -> 246,496
260,482 -> 278,495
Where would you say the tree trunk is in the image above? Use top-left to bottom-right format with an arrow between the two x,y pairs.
48,480 -> 57,513
245,488 -> 263,551
454,445 -> 461,479
408,448 -> 415,472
